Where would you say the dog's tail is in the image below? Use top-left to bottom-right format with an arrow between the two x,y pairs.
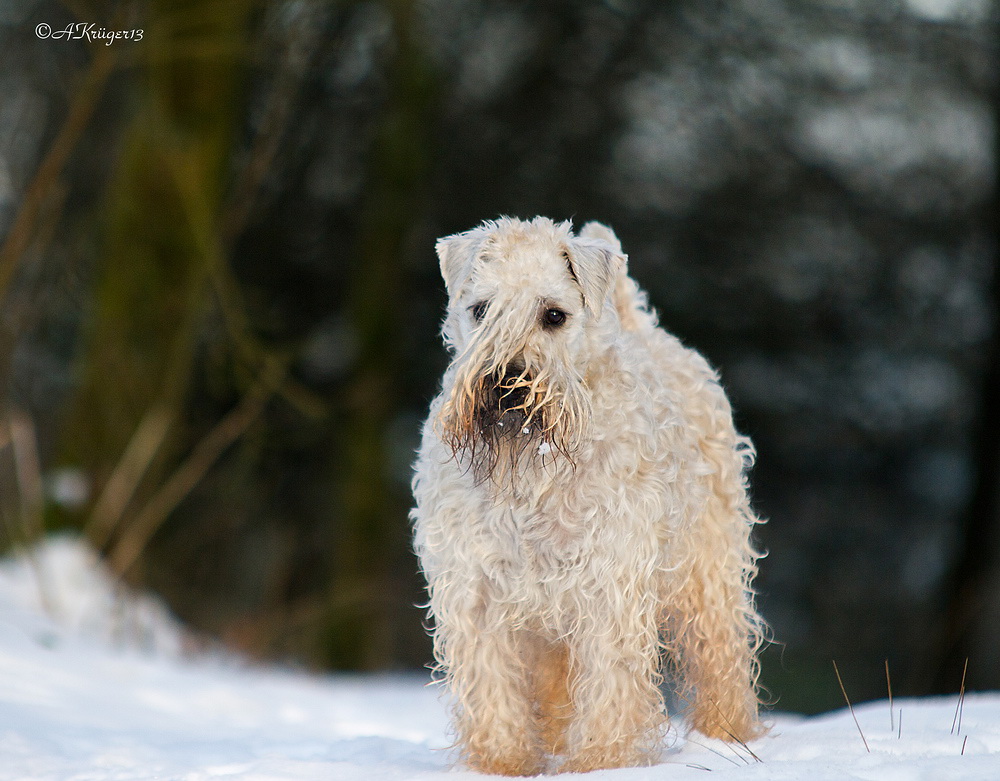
578,221 -> 655,332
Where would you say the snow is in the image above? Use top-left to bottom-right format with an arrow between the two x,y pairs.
2,537 -> 999,780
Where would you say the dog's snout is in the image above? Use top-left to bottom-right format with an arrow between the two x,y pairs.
494,378 -> 529,413
493,366 -> 530,414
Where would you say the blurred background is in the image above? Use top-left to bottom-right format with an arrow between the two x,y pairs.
0,0 -> 996,714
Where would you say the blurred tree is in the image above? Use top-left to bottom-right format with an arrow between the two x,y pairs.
322,0 -> 438,670
60,0 -> 258,572
932,106 -> 1000,692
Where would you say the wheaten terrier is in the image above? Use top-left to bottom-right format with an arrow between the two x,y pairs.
411,216 -> 764,775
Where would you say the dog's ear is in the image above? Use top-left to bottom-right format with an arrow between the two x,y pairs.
436,232 -> 478,298
578,221 -> 623,254
436,226 -> 490,298
564,236 -> 626,318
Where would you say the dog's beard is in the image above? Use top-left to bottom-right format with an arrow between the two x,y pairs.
438,360 -> 589,490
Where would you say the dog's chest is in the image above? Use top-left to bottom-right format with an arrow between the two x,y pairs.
478,489 -> 588,583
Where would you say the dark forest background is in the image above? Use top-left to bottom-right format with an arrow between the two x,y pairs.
0,0 -> 996,714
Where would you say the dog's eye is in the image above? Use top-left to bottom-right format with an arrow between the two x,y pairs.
470,301 -> 488,322
542,308 -> 567,328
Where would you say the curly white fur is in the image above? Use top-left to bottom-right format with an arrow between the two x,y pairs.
411,217 -> 765,775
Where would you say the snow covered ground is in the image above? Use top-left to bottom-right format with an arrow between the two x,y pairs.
1,537 -> 998,780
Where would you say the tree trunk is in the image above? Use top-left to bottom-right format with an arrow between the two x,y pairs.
322,0 -> 437,670
60,0 -> 252,556
929,84 -> 1000,693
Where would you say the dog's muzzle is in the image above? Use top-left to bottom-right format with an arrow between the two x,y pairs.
477,365 -> 538,437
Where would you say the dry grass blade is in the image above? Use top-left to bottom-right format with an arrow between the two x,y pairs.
682,736 -> 743,767
951,658 -> 968,735
961,735 -> 968,755
833,660 -> 870,753
885,659 -> 894,732
85,406 -> 174,550
6,411 -> 55,616
8,410 -> 44,545
707,699 -> 762,763
107,371 -> 278,576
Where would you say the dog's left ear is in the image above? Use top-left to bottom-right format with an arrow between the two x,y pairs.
578,221 -> 623,254
564,237 -> 626,318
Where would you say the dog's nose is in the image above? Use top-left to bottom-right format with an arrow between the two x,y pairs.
492,366 -> 530,416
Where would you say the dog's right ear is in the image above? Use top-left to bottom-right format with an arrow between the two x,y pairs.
436,227 -> 489,298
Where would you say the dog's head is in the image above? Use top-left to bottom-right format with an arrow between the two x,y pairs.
433,216 -> 625,482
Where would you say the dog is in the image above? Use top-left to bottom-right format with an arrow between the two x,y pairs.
411,217 -> 764,775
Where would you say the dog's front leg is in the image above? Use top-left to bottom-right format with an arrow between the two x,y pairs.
559,602 -> 666,772
433,593 -> 544,776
